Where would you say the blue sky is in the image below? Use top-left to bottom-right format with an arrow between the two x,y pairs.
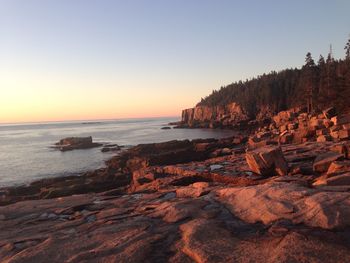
0,0 -> 349,122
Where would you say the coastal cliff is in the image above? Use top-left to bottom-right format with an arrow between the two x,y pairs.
181,102 -> 250,128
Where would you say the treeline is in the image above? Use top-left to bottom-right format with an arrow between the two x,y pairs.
198,38 -> 350,119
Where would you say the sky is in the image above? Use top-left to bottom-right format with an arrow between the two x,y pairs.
0,0 -> 349,123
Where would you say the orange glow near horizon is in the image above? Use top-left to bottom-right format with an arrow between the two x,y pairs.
0,70 -> 197,124
0,91 -> 186,124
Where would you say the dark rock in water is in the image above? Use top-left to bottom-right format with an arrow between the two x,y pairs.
53,136 -> 102,151
101,144 -> 121,152
173,124 -> 189,129
168,121 -> 181,125
161,126 -> 171,130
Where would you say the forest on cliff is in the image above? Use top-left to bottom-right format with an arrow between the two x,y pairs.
198,38 -> 350,118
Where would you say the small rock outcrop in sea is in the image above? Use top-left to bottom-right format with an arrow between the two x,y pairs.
101,144 -> 121,152
53,136 -> 102,151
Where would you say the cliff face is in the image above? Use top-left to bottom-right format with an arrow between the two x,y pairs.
181,102 -> 249,128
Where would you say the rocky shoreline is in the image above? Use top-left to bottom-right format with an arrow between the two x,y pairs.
2,108 -> 350,262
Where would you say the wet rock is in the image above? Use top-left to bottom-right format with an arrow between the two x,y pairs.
101,144 -> 121,152
107,139 -> 221,173
210,164 -> 224,171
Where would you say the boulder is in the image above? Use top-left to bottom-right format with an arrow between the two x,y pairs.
337,113 -> 350,125
323,119 -> 333,128
287,122 -> 298,130
331,116 -> 338,125
330,130 -> 340,139
330,125 -> 341,132
330,143 -> 349,158
279,125 -> 288,133
279,133 -> 293,145
247,136 -> 277,149
317,135 -> 331,142
293,128 -> 315,143
309,118 -> 324,129
339,129 -> 350,140
316,128 -> 329,136
245,146 -> 288,176
273,110 -> 296,126
313,152 -> 344,173
327,161 -> 350,175
323,107 -> 337,119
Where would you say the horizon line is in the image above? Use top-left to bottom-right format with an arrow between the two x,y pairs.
0,115 -> 181,126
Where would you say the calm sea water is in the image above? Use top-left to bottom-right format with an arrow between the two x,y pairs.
0,117 -> 234,187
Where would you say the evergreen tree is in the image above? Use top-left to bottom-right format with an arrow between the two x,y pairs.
345,36 -> 350,60
318,55 -> 325,66
303,52 -> 316,113
305,52 -> 315,67
326,45 -> 334,64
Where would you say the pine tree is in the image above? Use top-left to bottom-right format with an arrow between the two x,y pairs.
345,36 -> 350,60
317,55 -> 328,108
303,52 -> 316,113
326,44 -> 334,64
326,47 -> 336,100
305,52 -> 315,67
318,55 -> 325,66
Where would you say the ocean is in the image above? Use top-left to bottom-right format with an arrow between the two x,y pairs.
0,117 -> 235,187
